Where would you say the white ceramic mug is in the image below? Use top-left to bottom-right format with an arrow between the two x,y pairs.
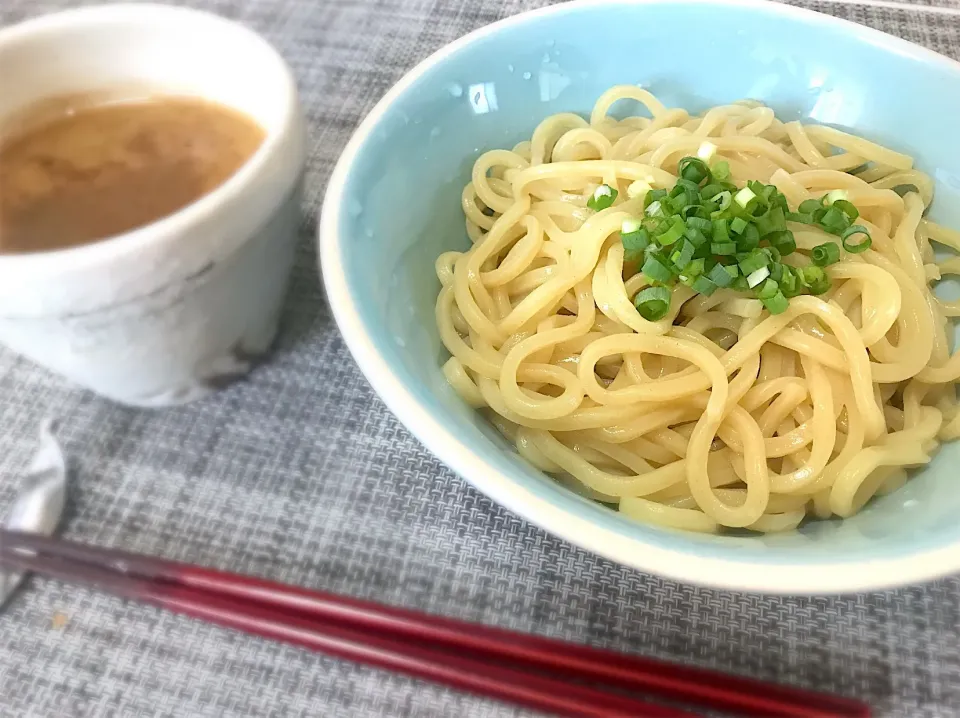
0,4 -> 306,406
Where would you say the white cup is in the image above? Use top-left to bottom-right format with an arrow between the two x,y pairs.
0,4 -> 306,406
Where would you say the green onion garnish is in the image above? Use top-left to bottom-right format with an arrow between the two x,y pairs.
713,190 -> 733,211
678,157 -> 711,185
656,216 -> 686,246
757,278 -> 779,300
623,158 -> 873,312
684,227 -> 708,247
642,253 -> 674,283
832,199 -> 859,221
780,266 -> 800,297
812,242 -> 841,266
711,161 -> 731,181
691,276 -> 718,296
767,230 -> 797,256
799,266 -> 830,295
644,188 -> 667,208
686,216 -> 712,234
762,290 -> 789,315
740,223 -> 760,250
708,263 -> 738,288
841,225 -> 872,253
671,240 -> 696,270
818,206 -> 847,235
739,249 -> 769,276
734,186 -> 757,209
685,258 -> 706,278
587,184 -> 617,211
746,266 -> 771,288
712,218 -> 730,244
633,286 -> 672,321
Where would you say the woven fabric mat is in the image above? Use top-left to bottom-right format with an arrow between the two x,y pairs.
2,0 -> 960,716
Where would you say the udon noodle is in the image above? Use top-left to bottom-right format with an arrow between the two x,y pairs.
434,85 -> 960,534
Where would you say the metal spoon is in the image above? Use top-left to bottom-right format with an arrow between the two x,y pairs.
0,420 -> 67,609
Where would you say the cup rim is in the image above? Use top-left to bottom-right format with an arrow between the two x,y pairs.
319,0 -> 960,594
0,3 -> 298,272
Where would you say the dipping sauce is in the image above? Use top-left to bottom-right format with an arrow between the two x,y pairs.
0,95 -> 265,253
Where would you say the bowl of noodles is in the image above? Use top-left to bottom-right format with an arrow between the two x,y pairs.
319,0 -> 960,592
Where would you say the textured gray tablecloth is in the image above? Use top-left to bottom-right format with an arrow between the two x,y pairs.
2,0 -> 960,716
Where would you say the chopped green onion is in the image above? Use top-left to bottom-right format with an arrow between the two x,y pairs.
671,240 -> 696,270
671,178 -> 702,202
756,206 -> 786,235
630,170 -> 869,309
642,253 -> 674,283
842,225 -> 872,253
701,183 -> 723,200
712,218 -> 730,243
656,216 -> 686,246
633,286 -> 672,321
621,227 -> 652,259
627,180 -> 652,199
684,227 -> 708,247
739,249 -> 769,275
818,206 -> 848,235
697,141 -> 718,162
740,223 -> 760,250
681,203 -> 710,220
780,266 -> 800,297
767,230 -> 797,256
678,156 -> 711,185
762,290 -> 789,315
800,266 -> 830,295
824,190 -> 848,206
685,258 -> 706,278
708,263 -> 738,288
786,211 -> 814,224
734,186 -> 757,209
713,190 -> 733,211
747,266 -> 771,288
757,278 -> 780,300
832,199 -> 859,221
644,188 -> 667,208
812,242 -> 841,266
691,276 -> 718,296
587,184 -> 617,211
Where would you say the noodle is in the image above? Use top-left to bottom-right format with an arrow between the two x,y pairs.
434,86 -> 959,534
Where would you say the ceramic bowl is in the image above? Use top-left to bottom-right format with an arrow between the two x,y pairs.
320,0 -> 960,593
0,4 -> 306,406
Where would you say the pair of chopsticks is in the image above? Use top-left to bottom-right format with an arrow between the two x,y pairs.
0,530 -> 869,718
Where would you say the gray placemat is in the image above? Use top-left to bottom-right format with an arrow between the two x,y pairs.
2,0 -> 960,716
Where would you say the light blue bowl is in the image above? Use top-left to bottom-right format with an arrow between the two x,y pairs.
319,0 -> 960,593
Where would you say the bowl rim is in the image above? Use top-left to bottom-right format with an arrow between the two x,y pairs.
319,0 -> 960,593
0,3 -> 299,278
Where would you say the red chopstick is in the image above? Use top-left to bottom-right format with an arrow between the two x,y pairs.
0,531 -> 870,718
0,535 -> 687,718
